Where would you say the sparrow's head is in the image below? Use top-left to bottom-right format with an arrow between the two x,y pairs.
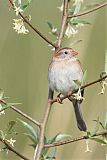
54,48 -> 78,59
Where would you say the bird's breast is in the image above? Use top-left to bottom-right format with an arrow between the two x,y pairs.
48,58 -> 83,95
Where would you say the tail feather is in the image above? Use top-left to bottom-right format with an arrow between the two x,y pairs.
69,97 -> 87,131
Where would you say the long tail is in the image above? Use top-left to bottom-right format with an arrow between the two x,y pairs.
69,97 -> 87,131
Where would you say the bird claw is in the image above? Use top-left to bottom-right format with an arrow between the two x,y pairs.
72,88 -> 84,101
56,93 -> 63,104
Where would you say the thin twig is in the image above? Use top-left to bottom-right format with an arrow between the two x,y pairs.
44,131 -> 107,148
33,1 -> 70,159
33,100 -> 52,160
51,75 -> 107,104
68,2 -> 107,18
0,99 -> 41,127
56,0 -> 70,48
0,138 -> 30,160
8,0 -> 57,49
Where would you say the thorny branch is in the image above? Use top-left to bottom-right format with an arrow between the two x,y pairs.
0,138 -> 30,160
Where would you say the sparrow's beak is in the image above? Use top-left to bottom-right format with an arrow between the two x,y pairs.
70,51 -> 78,56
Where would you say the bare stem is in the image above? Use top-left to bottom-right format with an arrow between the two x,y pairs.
56,0 -> 70,48
8,0 -> 57,49
44,131 -> 107,148
33,100 -> 52,160
0,99 -> 41,127
68,2 -> 107,18
0,138 -> 30,160
33,1 -> 70,159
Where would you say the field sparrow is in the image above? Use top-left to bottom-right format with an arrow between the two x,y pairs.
48,48 -> 87,131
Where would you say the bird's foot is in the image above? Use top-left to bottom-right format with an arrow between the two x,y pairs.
72,88 -> 85,101
56,93 -> 63,104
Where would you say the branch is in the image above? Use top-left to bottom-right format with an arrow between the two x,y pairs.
33,100 -> 52,160
68,2 -> 107,19
0,138 -> 30,160
44,131 -> 107,148
51,75 -> 107,104
0,99 -> 41,127
8,0 -> 57,49
33,1 -> 70,159
56,0 -> 70,48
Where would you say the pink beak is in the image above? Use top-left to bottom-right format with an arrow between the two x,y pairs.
70,51 -> 78,56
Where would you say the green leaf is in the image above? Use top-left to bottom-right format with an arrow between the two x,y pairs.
0,130 -> 5,139
46,148 -> 57,160
46,133 -> 60,145
73,80 -> 81,87
0,102 -> 21,112
104,113 -> 107,129
6,121 -> 17,135
70,19 -> 91,26
0,104 -> 11,112
24,133 -> 38,145
90,137 -> 107,145
47,133 -> 72,144
81,70 -> 87,86
22,0 -> 32,10
93,119 -> 105,130
0,89 -> 4,100
47,21 -> 53,30
92,117 -> 100,135
55,133 -> 72,142
18,119 -> 39,145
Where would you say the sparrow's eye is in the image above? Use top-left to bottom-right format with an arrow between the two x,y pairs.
64,51 -> 68,54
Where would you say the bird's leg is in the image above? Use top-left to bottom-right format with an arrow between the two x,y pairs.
72,88 -> 85,101
56,93 -> 63,104
48,88 -> 54,100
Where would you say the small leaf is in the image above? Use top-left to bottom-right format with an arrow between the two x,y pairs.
55,133 -> 72,143
81,70 -> 87,86
74,80 -> 81,87
24,133 -> 38,145
46,148 -> 57,160
93,119 -> 105,130
47,21 -> 53,30
6,120 -> 17,135
46,133 -> 60,145
22,0 -> 32,10
0,89 -> 4,100
18,119 -> 39,145
0,130 -> 5,140
70,19 -> 91,26
92,117 -> 100,135
0,104 -> 11,112
104,113 -> 107,129
90,137 -> 107,145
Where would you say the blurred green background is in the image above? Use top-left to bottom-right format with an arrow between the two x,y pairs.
0,0 -> 107,159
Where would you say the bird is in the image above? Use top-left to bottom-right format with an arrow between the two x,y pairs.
48,47 -> 87,131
